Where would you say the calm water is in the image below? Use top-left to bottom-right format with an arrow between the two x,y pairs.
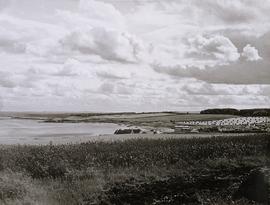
0,117 -> 128,145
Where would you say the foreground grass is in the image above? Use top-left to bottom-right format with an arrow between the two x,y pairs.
0,134 -> 269,204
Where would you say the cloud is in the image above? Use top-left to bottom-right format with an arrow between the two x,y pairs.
181,82 -> 265,97
78,0 -> 125,29
153,59 -> 270,85
95,65 -> 133,80
0,71 -> 16,88
182,83 -> 225,96
153,31 -> 270,84
115,83 -> 134,95
52,59 -> 80,77
241,44 -> 262,61
0,17 -> 27,54
96,71 -> 126,80
185,35 -> 240,63
0,96 -> 2,110
98,82 -> 115,94
192,0 -> 259,24
0,0 -> 145,65
165,0 -> 270,26
61,27 -> 144,63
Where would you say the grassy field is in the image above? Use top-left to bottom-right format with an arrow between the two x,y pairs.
0,134 -> 269,204
8,112 -> 235,128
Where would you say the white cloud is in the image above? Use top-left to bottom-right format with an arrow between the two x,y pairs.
98,82 -> 115,94
60,27 -> 144,63
78,0 -> 125,30
0,71 -> 16,88
52,59 -> 80,77
186,35 -> 240,63
153,30 -> 270,85
242,44 -> 262,61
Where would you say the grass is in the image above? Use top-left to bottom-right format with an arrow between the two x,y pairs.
0,134 -> 269,204
43,113 -> 235,128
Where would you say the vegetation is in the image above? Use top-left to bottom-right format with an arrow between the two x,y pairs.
200,108 -> 270,117
0,134 -> 269,204
200,108 -> 240,115
43,113 -> 234,128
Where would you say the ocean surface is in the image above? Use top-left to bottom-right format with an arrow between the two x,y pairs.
0,117 -> 128,145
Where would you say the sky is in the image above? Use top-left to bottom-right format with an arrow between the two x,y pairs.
0,0 -> 270,112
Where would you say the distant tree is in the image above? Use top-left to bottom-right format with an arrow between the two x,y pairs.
201,108 -> 270,116
239,109 -> 270,117
200,108 -> 239,115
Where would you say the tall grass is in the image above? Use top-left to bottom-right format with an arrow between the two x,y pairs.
0,134 -> 269,204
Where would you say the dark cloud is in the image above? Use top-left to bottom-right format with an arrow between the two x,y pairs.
153,59 -> 270,84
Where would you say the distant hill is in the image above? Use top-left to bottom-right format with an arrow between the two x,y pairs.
200,108 -> 270,117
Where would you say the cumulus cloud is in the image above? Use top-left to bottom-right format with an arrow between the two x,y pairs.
185,35 -> 240,63
241,44 -> 262,61
61,27 -> 144,63
0,0 -> 145,65
153,30 -> 270,85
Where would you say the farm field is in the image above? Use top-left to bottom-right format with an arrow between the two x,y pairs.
0,134 -> 269,204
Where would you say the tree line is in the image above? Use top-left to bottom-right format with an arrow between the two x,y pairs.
200,108 -> 270,116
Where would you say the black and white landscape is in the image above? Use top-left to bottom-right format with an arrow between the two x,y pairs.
0,0 -> 269,204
